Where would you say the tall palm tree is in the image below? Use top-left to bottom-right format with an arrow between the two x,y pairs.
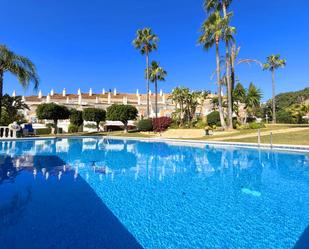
204,0 -> 234,129
204,0 -> 233,14
0,45 -> 39,120
198,11 -> 227,128
147,61 -> 167,119
133,28 -> 159,118
223,16 -> 236,129
263,54 -> 286,123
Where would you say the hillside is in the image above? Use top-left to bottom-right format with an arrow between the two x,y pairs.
275,87 -> 309,110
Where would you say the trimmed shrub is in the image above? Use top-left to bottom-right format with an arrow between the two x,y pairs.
70,109 -> 83,126
35,128 -> 52,135
137,119 -> 153,131
248,122 -> 266,129
207,111 -> 220,127
194,119 -> 207,129
68,124 -> 79,133
106,104 -> 138,132
83,108 -> 106,131
152,117 -> 172,132
36,103 -> 70,134
84,123 -> 98,129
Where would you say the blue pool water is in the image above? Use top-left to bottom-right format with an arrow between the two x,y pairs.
0,137 -> 308,249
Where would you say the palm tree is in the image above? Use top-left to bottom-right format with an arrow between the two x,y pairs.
232,82 -> 246,118
263,54 -> 286,123
222,16 -> 236,129
133,28 -> 159,118
204,0 -> 233,15
1,94 -> 29,124
147,61 -> 167,119
198,11 -> 228,128
171,87 -> 189,125
0,45 -> 39,121
204,0 -> 234,129
244,83 -> 262,123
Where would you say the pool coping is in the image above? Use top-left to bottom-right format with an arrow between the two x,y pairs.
1,135 -> 309,154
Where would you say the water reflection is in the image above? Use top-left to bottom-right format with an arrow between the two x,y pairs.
0,154 -> 71,185
0,138 -> 308,189
0,138 -> 308,249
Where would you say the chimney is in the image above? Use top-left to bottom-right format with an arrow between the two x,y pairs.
113,88 -> 117,96
77,88 -> 81,95
160,89 -> 163,96
12,90 -> 16,97
149,90 -> 152,95
136,89 -> 139,96
38,90 -> 42,99
50,89 -> 54,96
108,92 -> 111,104
89,88 -> 93,96
62,88 -> 66,97
162,94 -> 166,104
123,96 -> 127,105
102,88 -> 105,95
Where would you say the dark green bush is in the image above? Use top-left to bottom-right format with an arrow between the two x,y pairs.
35,128 -> 52,135
277,110 -> 295,124
207,111 -> 221,127
232,118 -> 240,129
70,109 -> 84,126
68,124 -> 79,133
248,122 -> 266,129
137,119 -> 153,131
84,123 -> 98,129
194,119 -> 207,129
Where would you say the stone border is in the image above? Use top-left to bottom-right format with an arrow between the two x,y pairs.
1,135 -> 309,154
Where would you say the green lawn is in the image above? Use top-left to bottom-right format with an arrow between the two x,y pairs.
205,124 -> 308,139
37,124 -> 309,146
225,130 -> 309,145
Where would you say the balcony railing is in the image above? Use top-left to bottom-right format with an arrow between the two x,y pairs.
0,126 -> 17,139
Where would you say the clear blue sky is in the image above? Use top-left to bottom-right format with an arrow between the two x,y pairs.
2,0 -> 309,101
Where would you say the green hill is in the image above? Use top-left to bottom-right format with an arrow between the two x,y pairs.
275,87 -> 309,110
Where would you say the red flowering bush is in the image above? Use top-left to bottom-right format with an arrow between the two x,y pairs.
152,117 -> 172,132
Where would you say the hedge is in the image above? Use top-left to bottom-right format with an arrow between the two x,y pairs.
137,119 -> 153,131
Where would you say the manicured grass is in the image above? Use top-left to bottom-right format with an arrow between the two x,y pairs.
35,124 -> 309,146
105,131 -> 154,138
225,130 -> 309,145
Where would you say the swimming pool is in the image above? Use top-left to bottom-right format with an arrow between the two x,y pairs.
0,137 -> 308,249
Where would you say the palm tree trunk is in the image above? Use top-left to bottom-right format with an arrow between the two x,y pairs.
146,52 -> 150,118
155,79 -> 158,119
216,42 -> 227,129
222,3 -> 233,129
230,57 -> 235,112
0,70 -> 3,122
272,69 -> 276,124
225,42 -> 233,129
